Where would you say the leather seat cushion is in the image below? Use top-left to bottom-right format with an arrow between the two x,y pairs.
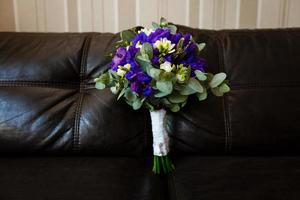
169,156 -> 300,200
0,156 -> 166,200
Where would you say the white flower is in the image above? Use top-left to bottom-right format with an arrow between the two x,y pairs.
117,68 -> 126,77
160,61 -> 173,72
154,38 -> 175,54
135,41 -> 142,49
117,64 -> 131,77
138,28 -> 154,36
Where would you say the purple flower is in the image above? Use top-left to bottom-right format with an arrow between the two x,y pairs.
111,47 -> 127,71
132,32 -> 148,46
136,72 -> 152,83
170,33 -> 182,44
143,85 -> 153,96
185,43 -> 197,54
151,56 -> 159,65
130,81 -> 139,93
164,55 -> 172,62
148,28 -> 171,43
183,33 -> 191,46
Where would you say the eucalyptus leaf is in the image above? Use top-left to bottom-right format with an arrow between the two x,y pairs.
154,92 -> 169,98
95,82 -> 105,90
209,73 -> 227,88
141,43 -> 153,59
110,86 -> 118,94
156,81 -> 173,94
211,87 -> 224,97
195,70 -> 207,81
161,98 -> 171,105
198,43 -> 206,52
197,89 -> 207,101
160,17 -> 168,26
152,22 -> 160,29
117,88 -> 126,100
120,30 -> 135,43
169,104 -> 180,112
167,24 -> 177,34
219,83 -> 230,93
188,78 -> 204,93
179,84 -> 197,95
149,68 -> 161,80
181,100 -> 187,107
124,89 -> 137,102
133,99 -> 143,110
145,102 -> 154,111
168,94 -> 188,104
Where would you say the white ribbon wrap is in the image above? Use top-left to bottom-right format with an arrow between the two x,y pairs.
150,109 -> 169,156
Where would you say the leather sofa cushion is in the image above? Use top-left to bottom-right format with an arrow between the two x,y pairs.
171,27 -> 300,155
0,156 -> 166,200
169,156 -> 300,200
0,32 -> 150,155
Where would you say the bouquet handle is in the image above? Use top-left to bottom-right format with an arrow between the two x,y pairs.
150,109 -> 175,174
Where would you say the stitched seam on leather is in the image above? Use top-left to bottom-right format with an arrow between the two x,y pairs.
0,80 -> 79,89
72,35 -> 92,152
217,33 -> 232,153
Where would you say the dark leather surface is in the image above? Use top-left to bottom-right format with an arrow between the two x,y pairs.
171,26 -> 300,155
169,156 -> 300,200
0,156 -> 167,200
1,27 -> 300,199
0,32 -> 150,155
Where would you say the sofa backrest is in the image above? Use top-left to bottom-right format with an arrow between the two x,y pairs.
0,27 -> 300,156
173,26 -> 300,155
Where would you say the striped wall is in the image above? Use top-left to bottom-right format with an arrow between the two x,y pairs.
0,0 -> 299,32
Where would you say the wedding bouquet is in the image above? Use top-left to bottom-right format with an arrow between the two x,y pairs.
94,18 -> 230,174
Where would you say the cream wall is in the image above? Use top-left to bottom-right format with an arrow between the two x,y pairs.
0,0 -> 299,32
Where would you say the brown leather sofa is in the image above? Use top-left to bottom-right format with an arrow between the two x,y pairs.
0,26 -> 300,200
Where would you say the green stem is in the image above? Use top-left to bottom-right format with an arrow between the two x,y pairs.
152,155 -> 175,174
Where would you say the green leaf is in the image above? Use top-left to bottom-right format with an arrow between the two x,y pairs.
179,84 -> 197,95
219,83 -> 230,93
136,55 -> 152,74
169,104 -> 180,112
141,42 -> 153,59
145,102 -> 154,111
156,81 -> 173,94
167,24 -> 177,34
195,70 -> 207,81
181,100 -> 187,107
95,73 -> 110,84
160,17 -> 168,26
95,82 -> 105,90
168,94 -> 188,104
133,98 -> 143,110
209,72 -> 227,88
149,68 -> 161,80
188,78 -> 204,93
120,30 -> 135,43
197,43 -> 206,52
117,88 -> 126,100
161,98 -> 171,105
154,92 -> 169,98
124,89 -> 137,102
110,86 -> 118,94
152,22 -> 160,29
197,89 -> 207,101
211,87 -> 223,97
